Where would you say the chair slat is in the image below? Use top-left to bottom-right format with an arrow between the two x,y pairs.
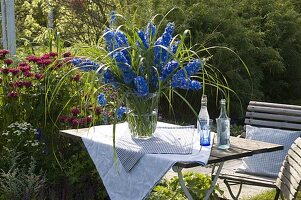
286,155 -> 301,178
247,105 -> 301,116
278,165 -> 300,191
246,112 -> 301,123
279,160 -> 301,185
244,119 -> 301,130
278,182 -> 296,200
290,144 -> 301,160
294,138 -> 301,149
276,173 -> 298,195
276,141 -> 301,200
288,149 -> 301,165
249,101 -> 301,111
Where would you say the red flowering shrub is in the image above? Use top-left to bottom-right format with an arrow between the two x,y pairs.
0,49 -> 114,200
4,59 -> 13,65
0,49 -> 116,132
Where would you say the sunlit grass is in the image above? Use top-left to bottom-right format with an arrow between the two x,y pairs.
245,190 -> 301,200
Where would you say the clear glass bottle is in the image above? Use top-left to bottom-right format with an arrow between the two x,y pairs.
197,95 -> 210,146
216,99 -> 230,149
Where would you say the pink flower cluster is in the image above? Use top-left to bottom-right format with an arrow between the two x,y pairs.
59,107 -> 93,127
4,59 -> 13,65
0,50 -> 9,59
7,91 -> 18,99
0,50 -> 45,100
26,52 -> 58,67
9,80 -> 32,88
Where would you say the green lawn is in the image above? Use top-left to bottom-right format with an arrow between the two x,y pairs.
246,190 -> 301,200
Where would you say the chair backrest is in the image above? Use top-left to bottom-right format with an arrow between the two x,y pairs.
245,101 -> 301,130
276,137 -> 301,200
243,101 -> 301,198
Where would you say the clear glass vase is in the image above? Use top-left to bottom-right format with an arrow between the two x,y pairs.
126,93 -> 158,138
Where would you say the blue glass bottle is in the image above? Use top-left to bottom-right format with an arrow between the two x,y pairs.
216,99 -> 230,149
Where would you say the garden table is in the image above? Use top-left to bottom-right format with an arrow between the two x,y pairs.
60,123 -> 283,200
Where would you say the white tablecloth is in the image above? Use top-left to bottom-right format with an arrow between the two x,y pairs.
81,122 -> 213,200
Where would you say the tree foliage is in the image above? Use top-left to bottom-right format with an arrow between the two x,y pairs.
133,0 -> 301,120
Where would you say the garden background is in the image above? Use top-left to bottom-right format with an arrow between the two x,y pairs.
0,0 -> 301,199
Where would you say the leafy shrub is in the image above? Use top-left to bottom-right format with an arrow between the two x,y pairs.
0,122 -> 45,168
148,172 -> 223,200
0,150 -> 46,200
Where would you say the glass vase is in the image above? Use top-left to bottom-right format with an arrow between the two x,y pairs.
126,93 -> 159,138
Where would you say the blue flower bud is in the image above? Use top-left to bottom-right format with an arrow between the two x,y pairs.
123,70 -> 137,84
137,30 -> 149,49
134,76 -> 149,97
110,10 -> 117,26
103,69 -> 115,84
164,22 -> 175,36
103,28 -> 115,52
146,22 -> 156,42
72,58 -> 82,66
113,52 -> 131,72
189,80 -> 202,90
98,93 -> 107,106
117,106 -> 127,120
184,59 -> 202,76
171,77 -> 190,89
161,60 -> 179,81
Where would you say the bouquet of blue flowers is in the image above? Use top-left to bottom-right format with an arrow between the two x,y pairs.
92,14 -> 207,137
101,21 -> 203,96
70,12 -> 235,139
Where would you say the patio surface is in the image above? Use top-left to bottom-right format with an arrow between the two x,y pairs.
165,159 -> 272,199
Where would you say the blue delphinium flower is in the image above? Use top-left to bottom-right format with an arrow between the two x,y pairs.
154,22 -> 175,69
170,59 -> 202,80
161,60 -> 179,81
154,37 -> 163,67
167,40 -> 180,61
115,30 -> 129,47
146,22 -> 156,43
123,70 -> 136,84
117,106 -> 127,120
103,28 -> 131,64
190,80 -> 202,90
115,30 -> 131,64
103,69 -> 115,84
164,22 -> 175,35
98,93 -> 107,106
171,77 -> 189,89
72,58 -> 82,66
103,28 -> 115,52
137,30 -> 149,49
184,59 -> 202,76
71,58 -> 103,72
134,76 -> 149,96
109,10 -> 117,26
170,60 -> 203,90
113,52 -> 131,72
171,41 -> 180,54
171,74 -> 202,90
161,31 -> 172,47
